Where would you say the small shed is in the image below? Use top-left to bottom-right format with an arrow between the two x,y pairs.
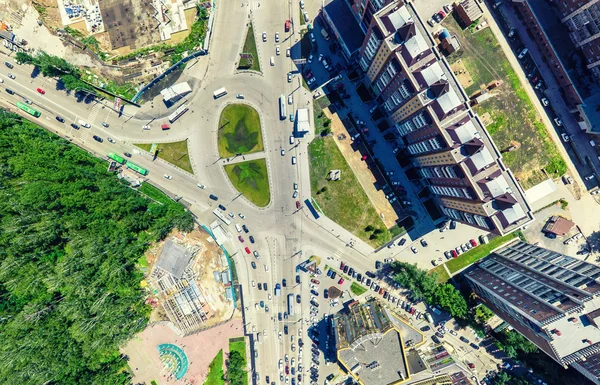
455,0 -> 484,28
543,216 -> 575,236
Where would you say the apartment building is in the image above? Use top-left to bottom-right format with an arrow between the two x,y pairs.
355,1 -> 532,235
466,241 -> 600,385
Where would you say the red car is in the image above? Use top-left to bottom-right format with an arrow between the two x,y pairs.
451,249 -> 458,258
285,20 -> 291,32
285,366 -> 290,374
296,200 -> 301,209
36,88 -> 45,94
161,124 -> 170,130
468,363 -> 475,369
340,261 -> 345,270
311,279 -> 320,284
379,287 -> 385,295
245,247 -> 251,254
469,239 -> 478,247
338,278 -> 344,285
238,235 -> 244,243
361,155 -> 368,161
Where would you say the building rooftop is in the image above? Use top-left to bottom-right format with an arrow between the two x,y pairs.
543,215 -> 575,236
156,240 -> 193,279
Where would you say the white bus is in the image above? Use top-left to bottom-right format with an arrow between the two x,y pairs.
168,104 -> 189,123
213,87 -> 227,99
279,94 -> 286,120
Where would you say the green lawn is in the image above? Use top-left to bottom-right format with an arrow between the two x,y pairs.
308,136 -> 399,248
350,282 -> 368,296
224,159 -> 270,207
238,23 -> 261,72
430,265 -> 451,283
444,17 -> 566,188
228,339 -> 248,385
218,104 -> 263,157
445,231 -> 522,274
204,350 -> 224,385
134,140 -> 194,174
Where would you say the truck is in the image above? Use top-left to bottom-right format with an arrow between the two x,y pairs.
275,283 -> 281,296
321,29 -> 330,40
287,294 -> 295,316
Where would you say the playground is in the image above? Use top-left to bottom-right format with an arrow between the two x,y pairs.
122,317 -> 243,385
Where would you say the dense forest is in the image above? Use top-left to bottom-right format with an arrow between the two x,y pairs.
0,112 -> 193,384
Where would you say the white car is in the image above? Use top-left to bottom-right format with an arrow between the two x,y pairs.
279,359 -> 283,370
238,213 -> 245,219
541,97 -> 549,106
263,329 -> 267,336
585,174 -> 595,180
300,0 -> 304,9
288,95 -> 293,104
142,125 -> 150,130
281,148 -> 285,156
554,117 -> 563,126
236,93 -> 244,99
197,184 -> 206,189
411,246 -> 418,254
270,56 -> 275,66
310,33 -> 315,43
292,156 -> 297,165
287,72 -> 292,82
289,135 -> 295,145
303,11 -> 309,22
107,137 -> 115,144
307,54 -> 313,63
286,48 -> 290,57
313,91 -> 322,98
307,77 -> 316,85
561,133 -> 570,142
318,53 -> 323,61
293,191 -> 298,198
252,280 -> 256,287
164,174 -> 172,180
264,265 -> 269,272
294,182 -> 298,190
276,45 -> 281,55
275,32 -> 280,42
262,32 -> 267,42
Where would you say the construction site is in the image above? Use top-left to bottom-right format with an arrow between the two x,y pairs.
144,227 -> 237,336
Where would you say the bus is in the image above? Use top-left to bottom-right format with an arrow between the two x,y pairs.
287,294 -> 294,317
107,152 -> 126,164
125,161 -> 149,176
213,87 -> 227,99
15,102 -> 41,117
279,94 -> 286,120
168,103 -> 189,123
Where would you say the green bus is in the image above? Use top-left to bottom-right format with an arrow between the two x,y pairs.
15,102 -> 41,117
107,152 -> 126,164
125,161 -> 149,176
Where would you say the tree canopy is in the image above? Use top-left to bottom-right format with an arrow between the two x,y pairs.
0,112 -> 193,384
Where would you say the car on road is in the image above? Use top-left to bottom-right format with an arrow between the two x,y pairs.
253,250 -> 259,259
236,93 -> 244,99
7,73 -> 15,79
411,246 -> 418,254
218,204 -> 226,210
70,123 -> 79,129
56,116 -> 65,123
292,156 -> 297,165
107,138 -> 115,144
23,98 -> 32,104
541,97 -> 549,106
251,261 -> 256,269
459,336 -> 469,343
338,278 -> 344,285
420,239 -> 428,247
163,174 -> 172,180
4,61 -> 13,69
102,122 -> 110,128
432,12 -> 443,23
258,283 -> 262,290
245,247 -> 251,255
585,174 -> 595,180
288,72 -> 292,82
262,32 -> 267,42
470,342 -> 480,350
270,56 -> 275,66
93,135 -> 103,143
469,239 -> 478,247
296,200 -> 301,209
276,45 -> 281,55
36,88 -> 45,94
286,48 -> 290,57
238,235 -> 244,243
281,148 -> 285,156
288,95 -> 293,104
518,48 -> 528,59
307,54 -> 313,63
554,117 -> 563,126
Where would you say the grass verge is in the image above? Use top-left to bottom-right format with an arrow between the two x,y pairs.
204,350 -> 224,385
228,339 -> 248,385
224,159 -> 270,207
444,17 -> 566,188
308,136 -> 397,248
238,23 -> 261,72
134,141 -> 193,174
218,104 -> 263,157
445,231 -> 523,274
350,282 -> 368,296
430,265 -> 451,283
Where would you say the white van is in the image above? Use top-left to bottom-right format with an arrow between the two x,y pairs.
270,56 -> 275,66
235,224 -> 242,233
289,135 -> 295,145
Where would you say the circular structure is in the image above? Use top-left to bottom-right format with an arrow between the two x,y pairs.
217,103 -> 263,157
157,343 -> 189,380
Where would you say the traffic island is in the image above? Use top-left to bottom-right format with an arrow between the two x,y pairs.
218,104 -> 264,157
134,140 -> 194,174
224,159 -> 271,208
237,23 -> 261,72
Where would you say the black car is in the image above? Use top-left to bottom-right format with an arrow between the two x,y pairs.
55,116 -> 65,123
324,289 -> 328,298
348,268 -> 354,276
242,225 -> 249,233
278,312 -> 282,321
209,194 -> 218,201
460,336 -> 469,343
365,271 -> 375,278
366,278 -> 372,286
420,239 -> 428,247
5,61 -> 13,69
356,273 -> 362,282
93,135 -> 103,142
330,271 -> 337,279
266,376 -> 270,384
432,12 -> 443,23
258,283 -> 262,290
420,325 -> 431,332
249,236 -> 255,243
432,335 -> 441,344
218,204 -> 226,211
70,123 -> 79,129
282,279 -> 287,287
284,325 -> 288,334
264,283 -> 268,291
470,342 -> 480,350
296,294 -> 301,304
343,265 -> 349,273
251,261 -> 257,269
298,338 -> 303,347
296,275 -> 301,284
310,289 -> 318,296
375,261 -> 382,269
5,88 -> 14,95
123,152 -> 132,157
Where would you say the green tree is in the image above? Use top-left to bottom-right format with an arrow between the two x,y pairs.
474,305 -> 494,324
433,283 -> 468,319
365,225 -> 374,232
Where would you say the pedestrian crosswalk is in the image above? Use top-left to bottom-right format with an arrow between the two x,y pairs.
87,103 -> 102,126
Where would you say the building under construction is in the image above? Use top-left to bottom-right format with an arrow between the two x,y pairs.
150,240 -> 211,335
